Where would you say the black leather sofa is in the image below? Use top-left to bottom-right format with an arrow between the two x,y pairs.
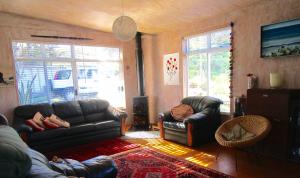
159,96 -> 222,146
13,99 -> 127,152
0,114 -> 117,178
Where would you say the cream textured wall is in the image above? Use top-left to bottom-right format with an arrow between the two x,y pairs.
144,0 -> 300,124
0,12 -> 138,124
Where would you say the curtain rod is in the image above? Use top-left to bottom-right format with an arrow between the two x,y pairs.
31,35 -> 93,40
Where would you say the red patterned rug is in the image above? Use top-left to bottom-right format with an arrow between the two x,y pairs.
112,147 -> 233,178
45,138 -> 140,161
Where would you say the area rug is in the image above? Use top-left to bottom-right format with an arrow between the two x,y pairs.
122,131 -> 160,139
112,147 -> 234,178
45,138 -> 140,161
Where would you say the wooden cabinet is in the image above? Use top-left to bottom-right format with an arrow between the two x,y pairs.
247,89 -> 300,159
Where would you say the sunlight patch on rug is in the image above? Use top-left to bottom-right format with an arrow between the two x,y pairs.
122,131 -> 160,139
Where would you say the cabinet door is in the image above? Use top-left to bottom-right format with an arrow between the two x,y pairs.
247,90 -> 289,159
247,91 -> 289,123
263,121 -> 289,159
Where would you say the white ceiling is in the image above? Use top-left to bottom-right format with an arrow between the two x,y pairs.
0,0 -> 261,33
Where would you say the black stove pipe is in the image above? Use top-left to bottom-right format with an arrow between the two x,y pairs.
135,32 -> 144,96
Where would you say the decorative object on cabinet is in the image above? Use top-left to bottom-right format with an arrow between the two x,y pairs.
233,95 -> 246,117
247,89 -> 300,161
270,72 -> 283,88
247,73 -> 258,89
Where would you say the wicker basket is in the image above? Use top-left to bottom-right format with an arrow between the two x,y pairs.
215,115 -> 271,148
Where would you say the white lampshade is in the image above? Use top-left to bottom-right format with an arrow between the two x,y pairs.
112,16 -> 137,41
270,72 -> 283,88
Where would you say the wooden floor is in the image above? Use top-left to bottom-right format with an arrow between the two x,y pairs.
126,138 -> 300,178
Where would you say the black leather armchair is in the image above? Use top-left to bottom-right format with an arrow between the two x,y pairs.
158,96 -> 223,146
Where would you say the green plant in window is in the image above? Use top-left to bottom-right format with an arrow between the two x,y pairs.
18,75 -> 37,105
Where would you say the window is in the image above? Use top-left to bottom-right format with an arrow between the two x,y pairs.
185,28 -> 231,112
12,42 -> 125,108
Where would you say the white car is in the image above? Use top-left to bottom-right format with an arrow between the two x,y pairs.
51,69 -> 100,95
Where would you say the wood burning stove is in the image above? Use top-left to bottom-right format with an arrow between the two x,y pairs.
132,32 -> 149,130
133,96 -> 149,130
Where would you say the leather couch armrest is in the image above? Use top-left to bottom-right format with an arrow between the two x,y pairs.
109,107 -> 127,136
109,107 -> 128,120
0,113 -> 9,125
16,124 -> 33,134
158,111 -> 173,139
158,111 -> 173,122
16,124 -> 33,142
183,112 -> 208,125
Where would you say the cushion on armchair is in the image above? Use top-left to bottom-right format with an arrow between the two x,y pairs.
171,104 -> 194,121
221,123 -> 256,141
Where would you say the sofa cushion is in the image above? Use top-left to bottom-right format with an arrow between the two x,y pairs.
52,101 -> 84,125
79,99 -> 110,115
94,120 -> 120,130
32,112 -> 46,128
163,121 -> 186,132
84,112 -> 107,123
43,118 -> 60,129
49,114 -> 70,128
30,128 -> 67,141
14,103 -> 53,125
84,111 -> 117,123
26,119 -> 45,132
181,96 -> 222,113
65,123 -> 96,136
0,126 -> 32,178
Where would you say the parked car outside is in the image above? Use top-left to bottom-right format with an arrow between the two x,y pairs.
51,68 -> 100,99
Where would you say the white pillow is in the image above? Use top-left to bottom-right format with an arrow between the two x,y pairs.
32,112 -> 45,128
49,114 -> 70,128
222,124 -> 255,141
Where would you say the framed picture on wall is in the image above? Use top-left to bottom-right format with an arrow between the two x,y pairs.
163,53 -> 179,85
261,18 -> 300,58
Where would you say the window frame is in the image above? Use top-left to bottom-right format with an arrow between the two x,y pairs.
183,27 -> 231,113
12,41 -> 125,107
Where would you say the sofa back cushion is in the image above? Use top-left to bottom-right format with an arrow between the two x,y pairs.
181,96 -> 222,113
52,101 -> 84,125
79,99 -> 111,122
13,103 -> 53,127
0,125 -> 32,178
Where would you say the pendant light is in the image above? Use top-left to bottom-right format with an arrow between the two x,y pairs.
112,0 -> 137,41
